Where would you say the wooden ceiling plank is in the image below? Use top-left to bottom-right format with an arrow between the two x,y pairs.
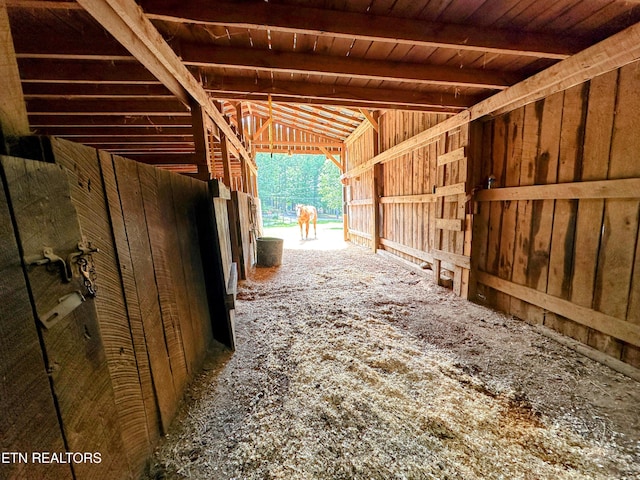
17,58 -> 159,83
180,42 -> 520,89
140,0 -> 586,58
274,104 -> 361,130
261,103 -> 356,133
22,82 -> 171,97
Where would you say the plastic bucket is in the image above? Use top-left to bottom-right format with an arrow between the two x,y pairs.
256,237 -> 284,267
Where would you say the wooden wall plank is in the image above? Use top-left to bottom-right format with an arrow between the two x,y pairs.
113,155 -> 178,433
99,151 -> 160,445
528,91 -> 563,293
510,101 -> 541,322
594,62 -> 640,359
486,116 -> 507,278
156,167 -> 198,377
497,108 -> 524,311
171,174 -> 212,369
51,138 -> 152,475
571,71 -> 617,310
476,177 -> 640,201
0,163 -> 71,480
138,163 -> 189,395
1,156 -> 129,479
0,3 -> 29,136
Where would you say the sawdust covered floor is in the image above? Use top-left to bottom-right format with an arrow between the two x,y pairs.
146,224 -> 640,480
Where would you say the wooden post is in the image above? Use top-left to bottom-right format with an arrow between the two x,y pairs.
341,147 -> 348,241
190,99 -> 211,181
220,132 -> 233,190
371,111 -> 382,252
0,1 -> 29,137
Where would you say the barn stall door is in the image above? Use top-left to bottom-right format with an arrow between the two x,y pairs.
0,156 -> 128,479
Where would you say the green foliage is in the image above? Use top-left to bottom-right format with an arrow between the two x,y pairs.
256,153 -> 342,215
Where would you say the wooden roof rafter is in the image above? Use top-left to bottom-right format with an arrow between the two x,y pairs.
249,107 -> 349,141
252,102 -> 359,134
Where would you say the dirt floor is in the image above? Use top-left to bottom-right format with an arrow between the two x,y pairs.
146,223 -> 640,480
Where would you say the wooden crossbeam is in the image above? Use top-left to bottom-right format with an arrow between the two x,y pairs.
202,76 -> 477,111
140,0 -> 586,59
180,42 -> 520,90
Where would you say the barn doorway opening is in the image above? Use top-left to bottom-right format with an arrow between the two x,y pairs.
256,152 -> 345,251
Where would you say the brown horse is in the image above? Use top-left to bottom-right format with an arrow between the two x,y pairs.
296,204 -> 317,239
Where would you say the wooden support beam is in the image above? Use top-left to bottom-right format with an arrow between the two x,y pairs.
475,178 -> 640,202
76,0 -> 252,164
476,271 -> 640,348
203,76 -> 476,112
343,21 -> 640,181
0,0 -> 29,136
140,0 -> 586,59
357,109 -> 377,133
252,118 -> 272,142
190,99 -> 211,180
220,132 -> 232,190
75,0 -> 189,104
319,145 -> 342,171
180,42 -> 519,90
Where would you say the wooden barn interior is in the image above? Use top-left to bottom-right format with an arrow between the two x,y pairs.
1,0 -> 640,478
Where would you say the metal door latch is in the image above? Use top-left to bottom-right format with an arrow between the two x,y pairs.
24,240 -> 99,297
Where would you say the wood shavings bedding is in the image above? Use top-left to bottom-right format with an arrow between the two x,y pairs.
146,238 -> 640,480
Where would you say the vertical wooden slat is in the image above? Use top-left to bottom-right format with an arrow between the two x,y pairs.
571,72 -> 616,314
509,102 -> 542,322
527,91 -> 563,298
220,133 -> 233,189
191,100 -> 211,181
171,174 -> 212,367
138,163 -> 188,395
99,151 -> 160,445
113,155 -> 178,434
496,109 -> 524,312
594,63 -> 640,359
545,83 -> 588,340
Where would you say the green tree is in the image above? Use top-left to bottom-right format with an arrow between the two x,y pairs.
318,159 -> 342,214
256,153 -> 328,212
